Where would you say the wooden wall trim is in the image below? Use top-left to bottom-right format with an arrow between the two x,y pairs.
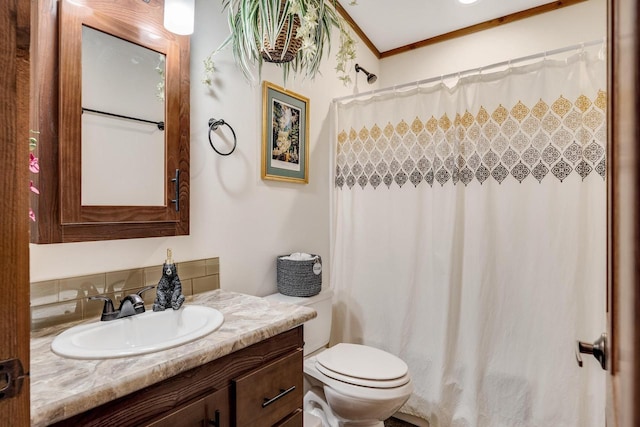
30,0 -> 62,242
0,0 -> 31,424
335,0 -> 588,59
333,1 -> 380,59
607,0 -> 640,424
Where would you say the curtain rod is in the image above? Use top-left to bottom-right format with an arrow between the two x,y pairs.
333,38 -> 605,103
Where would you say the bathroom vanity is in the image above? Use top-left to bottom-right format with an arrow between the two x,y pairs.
30,290 -> 315,427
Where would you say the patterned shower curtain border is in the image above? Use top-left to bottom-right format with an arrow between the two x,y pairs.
335,91 -> 607,190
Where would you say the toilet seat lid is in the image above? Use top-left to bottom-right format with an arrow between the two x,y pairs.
316,343 -> 408,382
315,361 -> 410,388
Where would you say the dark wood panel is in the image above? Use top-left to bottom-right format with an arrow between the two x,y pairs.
60,221 -> 186,242
204,387 -> 232,427
234,350 -> 303,427
58,0 -> 183,224
0,0 -> 31,424
176,34 -> 191,236
51,327 -> 303,427
145,396 -> 207,427
274,409 -> 303,427
30,0 -> 62,243
145,386 -> 231,427
69,0 -> 165,25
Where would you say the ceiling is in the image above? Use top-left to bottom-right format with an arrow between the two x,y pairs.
335,0 -> 585,57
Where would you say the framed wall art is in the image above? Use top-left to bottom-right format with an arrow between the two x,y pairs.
262,81 -> 309,184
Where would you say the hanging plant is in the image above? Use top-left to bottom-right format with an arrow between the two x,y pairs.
203,0 -> 357,85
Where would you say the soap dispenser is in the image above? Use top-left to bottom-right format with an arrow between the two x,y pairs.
152,248 -> 186,311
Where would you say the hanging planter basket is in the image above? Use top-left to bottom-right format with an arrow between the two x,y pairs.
260,1 -> 302,63
207,0 -> 357,83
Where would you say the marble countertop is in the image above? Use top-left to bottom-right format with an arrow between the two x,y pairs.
30,289 -> 316,427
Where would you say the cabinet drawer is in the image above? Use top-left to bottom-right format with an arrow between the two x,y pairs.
204,387 -> 231,427
145,398 -> 204,427
274,409 -> 303,427
233,349 -> 303,427
145,387 -> 231,427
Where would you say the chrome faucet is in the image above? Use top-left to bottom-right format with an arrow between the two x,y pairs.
88,286 -> 155,321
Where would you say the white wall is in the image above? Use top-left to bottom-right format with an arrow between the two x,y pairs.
30,0 -> 605,297
29,0 -> 378,297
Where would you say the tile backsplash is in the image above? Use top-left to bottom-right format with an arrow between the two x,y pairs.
30,257 -> 220,331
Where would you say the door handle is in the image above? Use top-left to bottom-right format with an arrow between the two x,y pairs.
576,333 -> 607,370
262,385 -> 296,408
171,169 -> 180,212
208,409 -> 220,426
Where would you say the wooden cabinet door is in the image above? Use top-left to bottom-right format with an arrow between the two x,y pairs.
233,350 -> 303,427
146,387 -> 231,427
204,387 -> 231,427
273,409 -> 303,427
145,397 -> 205,427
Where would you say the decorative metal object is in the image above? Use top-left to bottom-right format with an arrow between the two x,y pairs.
208,118 -> 237,156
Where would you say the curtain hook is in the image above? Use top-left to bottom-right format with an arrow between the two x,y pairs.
599,37 -> 607,61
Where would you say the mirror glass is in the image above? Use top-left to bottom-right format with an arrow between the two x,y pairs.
81,26 -> 166,206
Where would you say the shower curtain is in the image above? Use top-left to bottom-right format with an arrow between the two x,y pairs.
330,49 -> 606,427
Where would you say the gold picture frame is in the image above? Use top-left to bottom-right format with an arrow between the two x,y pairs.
262,81 -> 310,184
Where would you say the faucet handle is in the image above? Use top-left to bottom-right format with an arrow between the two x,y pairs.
121,286 -> 156,315
88,295 -> 116,321
137,285 -> 155,297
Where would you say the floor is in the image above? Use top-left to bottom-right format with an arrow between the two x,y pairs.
384,417 -> 418,427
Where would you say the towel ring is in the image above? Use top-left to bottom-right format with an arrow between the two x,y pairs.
208,118 -> 237,156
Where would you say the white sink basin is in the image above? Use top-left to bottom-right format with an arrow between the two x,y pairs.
51,305 -> 224,359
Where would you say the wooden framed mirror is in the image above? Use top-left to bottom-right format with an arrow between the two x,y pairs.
31,0 -> 190,243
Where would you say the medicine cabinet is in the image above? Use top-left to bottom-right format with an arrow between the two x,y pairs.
30,0 -> 190,243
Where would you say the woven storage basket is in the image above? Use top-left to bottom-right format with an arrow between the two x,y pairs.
276,254 -> 322,297
261,0 -> 302,63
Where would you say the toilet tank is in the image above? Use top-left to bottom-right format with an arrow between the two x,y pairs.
264,289 -> 333,356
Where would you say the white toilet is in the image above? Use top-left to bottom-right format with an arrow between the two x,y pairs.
265,289 -> 413,427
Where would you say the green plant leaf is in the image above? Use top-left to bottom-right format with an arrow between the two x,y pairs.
210,0 -> 354,83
